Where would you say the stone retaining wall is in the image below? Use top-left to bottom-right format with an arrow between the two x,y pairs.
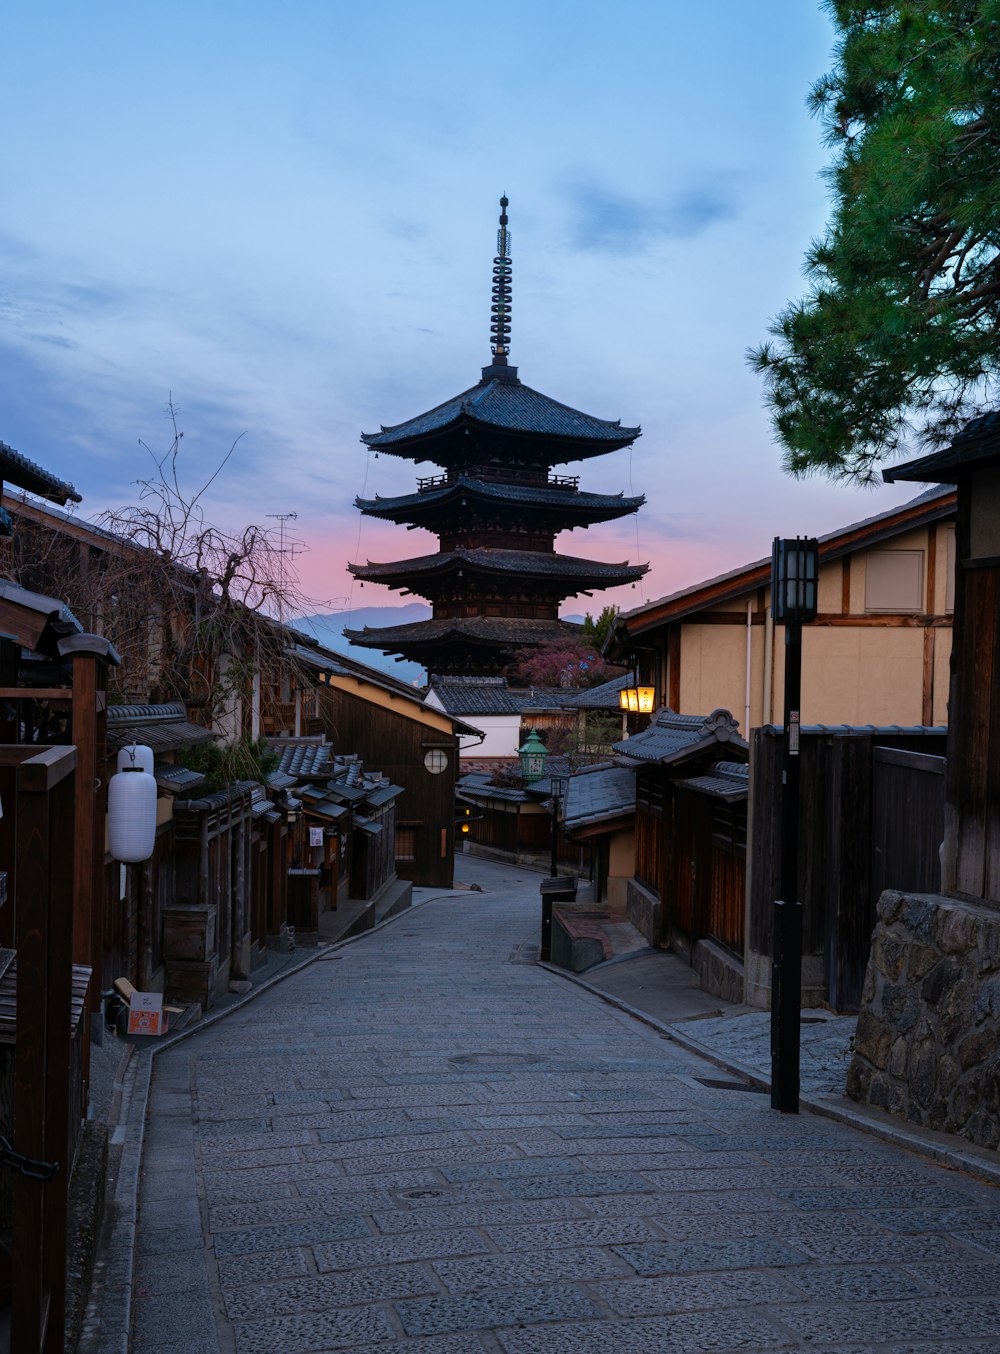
847,889 -> 1000,1150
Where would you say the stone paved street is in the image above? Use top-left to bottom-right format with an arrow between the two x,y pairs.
121,860 -> 1000,1353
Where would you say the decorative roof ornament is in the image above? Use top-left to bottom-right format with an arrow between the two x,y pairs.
490,195 -> 512,364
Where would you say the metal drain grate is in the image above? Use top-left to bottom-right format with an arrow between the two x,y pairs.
399,1188 -> 444,1200
449,1052 -> 544,1068
695,1077 -> 767,1093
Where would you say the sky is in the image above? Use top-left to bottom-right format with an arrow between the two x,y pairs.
0,1 -> 926,626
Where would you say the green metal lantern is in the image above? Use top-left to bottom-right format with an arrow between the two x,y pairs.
518,728 -> 548,783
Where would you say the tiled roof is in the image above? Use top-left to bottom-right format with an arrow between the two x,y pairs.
287,643 -> 349,676
153,761 -> 207,794
0,440 -> 81,505
0,580 -> 82,653
173,780 -> 257,814
458,772 -> 532,804
513,687 -> 574,711
429,676 -> 520,715
350,548 -> 646,587
883,409 -> 1000,482
563,766 -> 637,830
611,485 -> 955,645
106,701 -> 217,754
267,738 -> 334,780
674,760 -> 749,803
345,616 -> 580,650
614,708 -> 747,765
560,674 -> 630,709
357,477 -> 645,522
362,376 -> 640,451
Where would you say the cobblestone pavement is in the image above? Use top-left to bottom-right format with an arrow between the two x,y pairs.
125,862 -> 1000,1353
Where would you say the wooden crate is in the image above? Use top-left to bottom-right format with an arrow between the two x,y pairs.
162,903 -> 216,963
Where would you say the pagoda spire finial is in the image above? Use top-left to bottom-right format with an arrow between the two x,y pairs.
490,194 -> 511,365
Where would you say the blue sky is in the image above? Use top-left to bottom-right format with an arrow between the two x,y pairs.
0,1 -> 922,617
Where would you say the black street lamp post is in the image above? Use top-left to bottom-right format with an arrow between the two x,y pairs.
548,772 -> 568,879
770,536 -> 819,1114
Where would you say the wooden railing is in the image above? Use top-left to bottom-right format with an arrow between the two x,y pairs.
416,471 -> 581,493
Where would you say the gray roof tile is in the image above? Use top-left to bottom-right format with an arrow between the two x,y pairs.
563,766 -> 636,829
350,548 -> 646,586
0,440 -> 81,505
362,377 -> 640,450
357,477 -> 644,522
614,708 -> 747,765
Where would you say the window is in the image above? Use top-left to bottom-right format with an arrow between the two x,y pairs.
423,748 -> 449,774
865,550 -> 924,613
395,826 -> 419,861
945,527 -> 956,614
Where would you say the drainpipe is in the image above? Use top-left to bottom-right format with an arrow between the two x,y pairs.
762,600 -> 774,726
744,600 -> 753,736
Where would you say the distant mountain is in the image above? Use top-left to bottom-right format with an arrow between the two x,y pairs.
295,604 -> 430,685
293,604 -> 591,686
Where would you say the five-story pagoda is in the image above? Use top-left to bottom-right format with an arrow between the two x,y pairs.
346,197 -> 647,676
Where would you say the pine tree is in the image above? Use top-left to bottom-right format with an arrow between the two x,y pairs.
750,2 -> 1000,481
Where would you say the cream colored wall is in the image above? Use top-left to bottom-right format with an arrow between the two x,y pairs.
607,826 -> 635,911
679,618 -> 766,733
800,626 -> 926,725
672,518 -> 954,731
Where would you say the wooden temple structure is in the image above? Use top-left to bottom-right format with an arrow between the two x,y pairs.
346,197 -> 647,676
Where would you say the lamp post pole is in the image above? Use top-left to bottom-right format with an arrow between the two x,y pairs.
549,774 -> 567,879
769,537 -> 818,1114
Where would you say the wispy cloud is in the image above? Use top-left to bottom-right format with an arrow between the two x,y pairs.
560,179 -> 739,254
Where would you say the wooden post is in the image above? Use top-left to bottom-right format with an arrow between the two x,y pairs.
10,746 -> 77,1354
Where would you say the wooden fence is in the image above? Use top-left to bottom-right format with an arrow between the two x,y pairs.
749,728 -> 947,1011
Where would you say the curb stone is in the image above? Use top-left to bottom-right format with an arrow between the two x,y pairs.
538,960 -> 1000,1190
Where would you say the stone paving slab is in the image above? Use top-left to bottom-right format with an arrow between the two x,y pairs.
112,858 -> 1000,1353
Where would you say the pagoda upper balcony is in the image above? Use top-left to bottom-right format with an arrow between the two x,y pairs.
417,469 -> 580,493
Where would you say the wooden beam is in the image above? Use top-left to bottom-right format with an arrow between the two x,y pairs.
842,557 -> 851,614
927,524 -> 937,616
922,628 -> 935,725
811,614 -> 953,628
19,746 -> 77,793
0,688 -> 72,701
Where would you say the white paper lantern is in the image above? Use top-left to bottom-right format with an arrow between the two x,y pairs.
117,743 -> 154,776
108,744 -> 157,862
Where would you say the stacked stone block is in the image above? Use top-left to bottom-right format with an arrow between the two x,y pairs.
847,889 -> 1000,1149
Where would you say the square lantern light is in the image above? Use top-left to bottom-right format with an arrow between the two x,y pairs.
771,537 -> 820,624
619,685 -> 655,714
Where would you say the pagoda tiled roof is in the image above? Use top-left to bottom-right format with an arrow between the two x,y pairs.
349,548 -> 647,588
356,477 -> 645,523
344,616 -> 580,652
361,375 -> 640,453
